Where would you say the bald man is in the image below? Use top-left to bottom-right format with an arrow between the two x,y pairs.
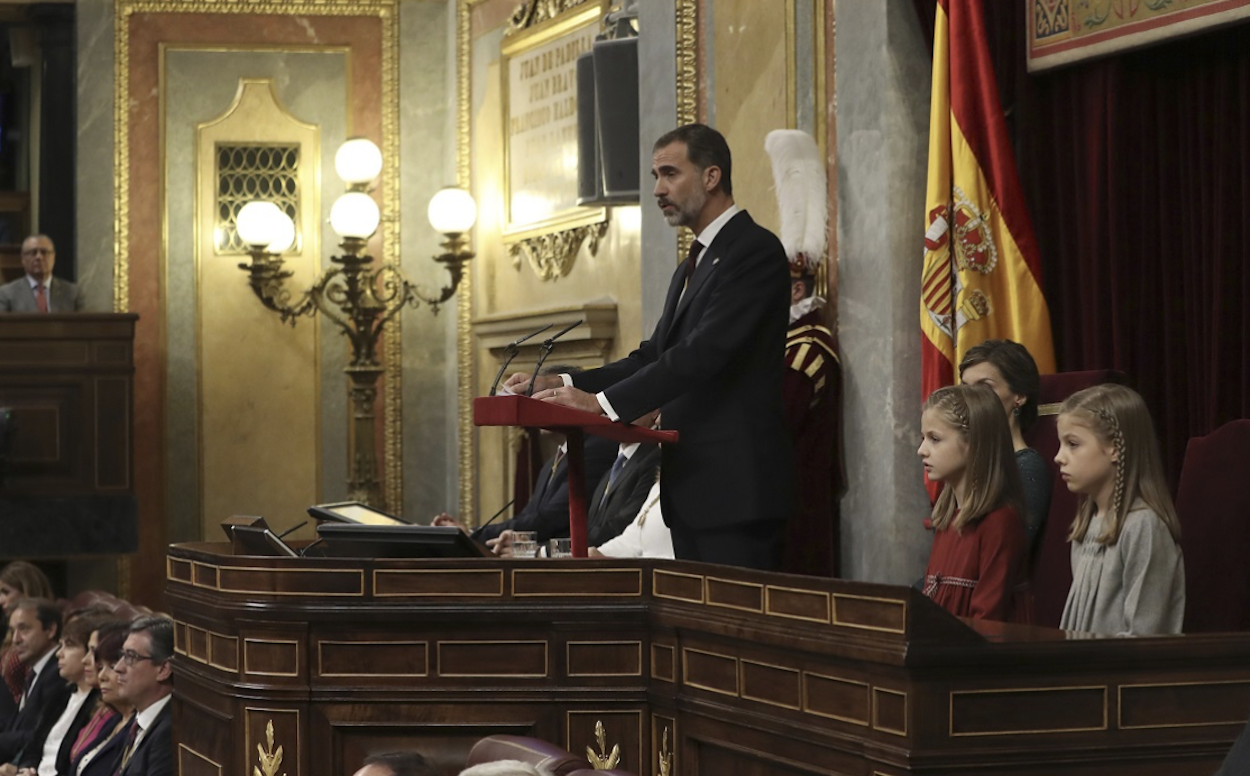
0,235 -> 84,313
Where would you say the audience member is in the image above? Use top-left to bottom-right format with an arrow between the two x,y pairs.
352,750 -> 439,776
960,339 -> 1051,554
918,385 -> 1029,623
0,236 -> 84,313
591,473 -> 674,559
587,438 -> 661,549
0,600 -> 68,762
0,564 -> 55,727
459,762 -> 553,776
1056,384 -> 1184,636
3,612 -> 110,775
71,623 -> 132,776
111,616 -> 173,776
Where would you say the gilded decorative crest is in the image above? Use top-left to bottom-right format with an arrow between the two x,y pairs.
586,720 -> 621,770
509,222 -> 608,281
657,726 -> 673,776
254,720 -> 286,776
951,185 -> 999,275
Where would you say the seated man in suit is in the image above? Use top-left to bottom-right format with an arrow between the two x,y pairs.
112,616 -> 174,776
587,439 -> 661,549
0,599 -> 69,763
434,366 -> 617,552
0,235 -> 85,313
590,472 -> 675,559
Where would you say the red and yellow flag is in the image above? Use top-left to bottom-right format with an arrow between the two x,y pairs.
921,0 -> 1056,409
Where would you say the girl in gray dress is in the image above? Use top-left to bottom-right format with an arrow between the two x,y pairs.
1054,384 -> 1184,636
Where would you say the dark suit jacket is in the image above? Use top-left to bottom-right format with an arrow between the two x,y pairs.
0,653 -> 72,762
574,210 -> 794,531
74,714 -> 129,776
588,443 -> 661,547
473,434 -> 617,544
0,276 -> 85,312
14,687 -> 99,772
119,701 -> 172,776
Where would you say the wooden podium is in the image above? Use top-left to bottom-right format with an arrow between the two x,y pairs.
0,313 -> 138,555
167,543 -> 1248,776
474,395 -> 677,556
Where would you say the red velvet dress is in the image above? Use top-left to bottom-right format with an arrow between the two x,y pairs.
923,505 -> 1029,622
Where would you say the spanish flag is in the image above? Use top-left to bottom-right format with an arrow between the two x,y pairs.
921,0 -> 1056,409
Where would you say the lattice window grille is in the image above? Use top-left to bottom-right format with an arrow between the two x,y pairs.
215,143 -> 301,254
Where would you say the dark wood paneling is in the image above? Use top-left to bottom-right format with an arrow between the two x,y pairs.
437,640 -> 548,678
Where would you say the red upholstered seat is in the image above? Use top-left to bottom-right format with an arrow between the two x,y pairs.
1024,369 -> 1127,627
1178,420 -> 1250,633
466,735 -> 591,775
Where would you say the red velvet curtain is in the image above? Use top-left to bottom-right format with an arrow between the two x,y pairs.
920,2 -> 1250,483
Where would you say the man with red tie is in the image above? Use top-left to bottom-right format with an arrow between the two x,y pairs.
0,235 -> 85,313
508,124 -> 794,570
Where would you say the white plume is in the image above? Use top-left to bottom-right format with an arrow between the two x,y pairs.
764,129 -> 828,272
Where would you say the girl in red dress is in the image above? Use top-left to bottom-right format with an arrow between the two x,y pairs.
918,384 -> 1029,622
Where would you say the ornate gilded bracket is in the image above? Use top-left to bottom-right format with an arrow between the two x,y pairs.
586,719 -> 621,770
508,0 -> 593,35
254,720 -> 286,776
509,221 -> 608,281
657,726 -> 673,776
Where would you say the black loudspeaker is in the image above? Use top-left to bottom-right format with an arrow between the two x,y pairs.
592,37 -> 640,201
576,52 -> 602,205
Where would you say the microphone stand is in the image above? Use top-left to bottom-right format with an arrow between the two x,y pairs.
489,323 -> 553,395
526,319 -> 583,397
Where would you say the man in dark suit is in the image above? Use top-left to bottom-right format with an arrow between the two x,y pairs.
587,441 -> 661,548
510,124 -> 794,570
112,615 -> 174,776
0,235 -> 85,313
0,598 -> 69,762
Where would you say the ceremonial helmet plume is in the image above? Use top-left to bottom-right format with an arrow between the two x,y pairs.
764,129 -> 828,278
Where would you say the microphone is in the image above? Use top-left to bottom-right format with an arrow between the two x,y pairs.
475,498 -> 517,533
489,323 -> 553,396
276,521 -> 307,540
526,319 -> 584,397
297,537 -> 325,558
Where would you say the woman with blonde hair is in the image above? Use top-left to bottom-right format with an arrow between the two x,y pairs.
1055,383 -> 1184,635
917,384 -> 1029,622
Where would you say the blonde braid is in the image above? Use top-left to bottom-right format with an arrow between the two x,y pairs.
1094,406 -> 1128,541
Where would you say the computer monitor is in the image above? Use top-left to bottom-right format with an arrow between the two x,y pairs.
315,523 -> 492,559
307,501 -> 411,526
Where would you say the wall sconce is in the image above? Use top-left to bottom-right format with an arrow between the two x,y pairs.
236,136 -> 476,507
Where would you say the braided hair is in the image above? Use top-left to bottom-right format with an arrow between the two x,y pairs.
922,384 -> 1026,532
1060,384 -> 1180,545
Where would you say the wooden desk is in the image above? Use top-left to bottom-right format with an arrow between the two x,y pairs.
167,544 -> 1248,776
0,314 -> 138,555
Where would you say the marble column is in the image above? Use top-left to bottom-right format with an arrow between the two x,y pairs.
835,0 -> 934,584
76,0 -> 114,314
636,0 -> 678,332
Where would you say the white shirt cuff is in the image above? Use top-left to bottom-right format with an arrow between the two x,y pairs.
596,392 -> 620,421
559,373 -> 574,387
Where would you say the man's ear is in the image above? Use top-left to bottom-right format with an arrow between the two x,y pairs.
703,164 -> 721,192
156,659 -> 173,683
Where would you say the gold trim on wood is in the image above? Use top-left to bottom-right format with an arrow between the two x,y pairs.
509,221 -> 610,281
802,671 -> 871,726
650,643 -> 676,683
192,562 -> 221,591
243,638 -> 300,677
512,567 -> 643,597
705,576 -> 764,614
566,640 -> 644,678
1038,401 -> 1062,416
948,685 -> 1108,737
740,659 -> 802,711
317,639 -> 430,678
682,647 -> 739,697
245,708 -> 300,776
652,569 -> 706,604
372,568 -> 505,597
872,687 -> 908,736
585,718 -> 622,770
456,0 -> 475,523
436,640 -> 550,678
657,725 -> 673,776
254,720 -> 285,776
212,566 -> 366,597
1117,679 -> 1250,730
177,744 -> 223,776
508,0 -> 598,35
831,592 -> 907,634
764,584 -> 832,623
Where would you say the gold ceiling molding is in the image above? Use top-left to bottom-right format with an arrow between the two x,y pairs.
674,0 -> 698,263
115,0 -> 403,508
509,221 -> 609,281
456,0 -> 475,521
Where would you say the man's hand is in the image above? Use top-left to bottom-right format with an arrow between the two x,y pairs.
531,385 -> 605,415
486,530 -> 517,557
431,513 -> 466,533
502,372 -> 562,395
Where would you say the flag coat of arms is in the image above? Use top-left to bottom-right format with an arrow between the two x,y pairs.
921,0 -> 1056,406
